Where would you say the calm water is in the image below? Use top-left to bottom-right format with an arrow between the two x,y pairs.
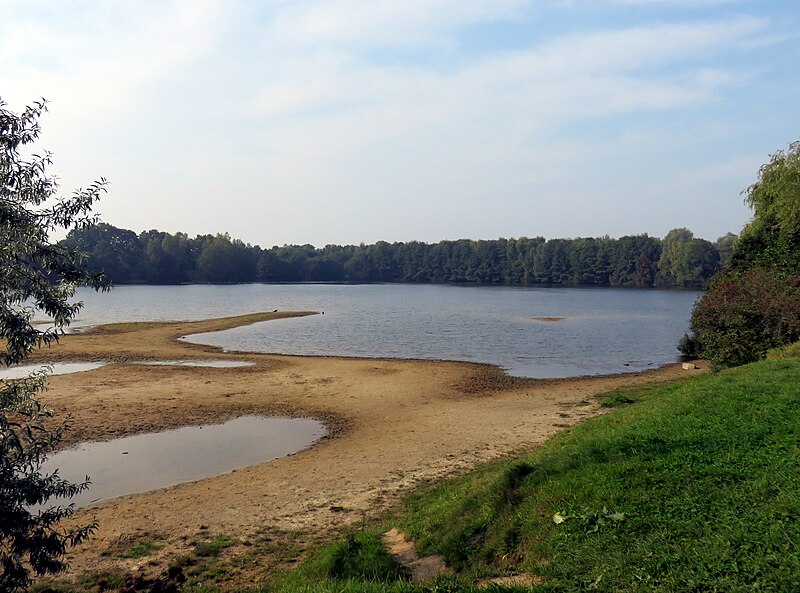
39,416 -> 325,508
133,360 -> 255,368
0,362 -> 107,380
54,284 -> 698,378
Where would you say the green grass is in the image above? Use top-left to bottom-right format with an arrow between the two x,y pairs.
125,540 -> 162,558
31,572 -> 126,593
770,340 -> 800,359
194,534 -> 238,558
265,350 -> 800,592
263,529 -> 407,592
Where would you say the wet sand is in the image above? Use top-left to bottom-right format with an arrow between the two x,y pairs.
28,311 -> 706,586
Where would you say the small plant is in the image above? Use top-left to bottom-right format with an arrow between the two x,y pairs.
552,507 -> 625,533
676,333 -> 701,358
327,530 -> 406,582
194,534 -> 237,558
601,393 -> 638,407
125,540 -> 162,558
283,528 -> 406,585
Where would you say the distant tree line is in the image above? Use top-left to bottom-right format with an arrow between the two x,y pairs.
60,224 -> 735,288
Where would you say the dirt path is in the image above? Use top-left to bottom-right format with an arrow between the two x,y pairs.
29,312 -> 705,587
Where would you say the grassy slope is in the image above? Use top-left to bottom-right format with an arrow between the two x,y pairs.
266,353 -> 800,593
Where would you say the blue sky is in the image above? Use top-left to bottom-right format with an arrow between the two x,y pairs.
2,0 -> 798,246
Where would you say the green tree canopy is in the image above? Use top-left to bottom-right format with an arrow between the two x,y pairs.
658,228 -> 720,287
1,99 -> 106,591
732,141 -> 800,272
745,141 -> 800,238
63,226 -> 727,288
684,140 -> 800,368
714,232 -> 737,267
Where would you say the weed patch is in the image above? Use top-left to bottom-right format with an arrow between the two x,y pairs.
277,529 -> 405,587
194,534 -> 237,558
125,540 -> 162,559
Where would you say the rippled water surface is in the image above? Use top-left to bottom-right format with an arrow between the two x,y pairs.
56,284 -> 697,378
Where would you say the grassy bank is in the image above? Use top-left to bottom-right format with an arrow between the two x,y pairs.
265,352 -> 800,592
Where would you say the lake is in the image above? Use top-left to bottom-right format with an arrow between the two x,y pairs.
56,283 -> 698,378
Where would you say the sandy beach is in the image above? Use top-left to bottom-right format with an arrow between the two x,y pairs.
27,312 -> 705,587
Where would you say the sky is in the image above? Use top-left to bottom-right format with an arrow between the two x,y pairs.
1,0 -> 798,247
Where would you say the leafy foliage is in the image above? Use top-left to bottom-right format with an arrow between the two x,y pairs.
657,228 -> 720,287
714,232 -> 737,267
743,141 -> 800,243
684,141 -> 800,368
62,224 -> 728,288
689,269 -> 800,368
1,99 -> 106,591
730,142 -> 800,272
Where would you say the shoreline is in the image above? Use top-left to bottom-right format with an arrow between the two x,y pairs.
30,312 -> 707,588
36,309 -> 691,389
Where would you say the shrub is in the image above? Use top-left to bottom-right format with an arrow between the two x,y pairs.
690,268 -> 800,368
676,333 -> 701,358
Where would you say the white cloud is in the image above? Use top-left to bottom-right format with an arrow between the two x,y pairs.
251,16 -> 762,132
472,16 -> 766,78
0,0 -> 231,123
266,0 -> 528,49
226,14 -> 773,243
1,1 -> 791,245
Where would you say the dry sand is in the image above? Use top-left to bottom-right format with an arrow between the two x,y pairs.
27,311 -> 706,587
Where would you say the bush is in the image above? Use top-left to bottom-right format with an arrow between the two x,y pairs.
676,333 -> 701,358
690,268 -> 800,368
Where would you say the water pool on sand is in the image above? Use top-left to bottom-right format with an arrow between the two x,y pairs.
39,416 -> 326,508
132,360 -> 255,368
0,362 -> 106,380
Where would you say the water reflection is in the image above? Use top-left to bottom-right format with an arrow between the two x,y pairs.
0,362 -> 106,380
134,360 -> 255,368
40,416 -> 325,508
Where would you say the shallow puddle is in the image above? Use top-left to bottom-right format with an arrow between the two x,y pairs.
134,360 -> 255,368
39,416 -> 325,508
0,362 -> 106,380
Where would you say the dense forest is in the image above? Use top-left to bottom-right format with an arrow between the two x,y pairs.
61,224 -> 735,287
